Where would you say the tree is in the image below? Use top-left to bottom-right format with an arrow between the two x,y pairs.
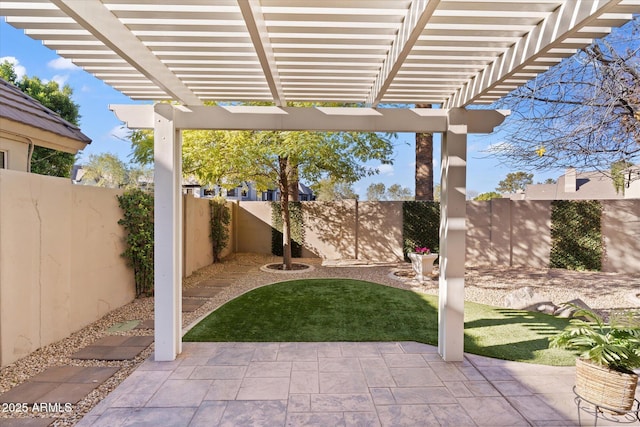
493,17 -> 640,181
1,61 -> 80,177
313,178 -> 359,201
366,182 -> 413,201
415,103 -> 434,200
130,120 -> 395,269
80,153 -> 148,189
496,172 -> 533,194
474,191 -> 503,201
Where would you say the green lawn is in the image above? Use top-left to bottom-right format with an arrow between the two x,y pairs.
183,278 -> 576,365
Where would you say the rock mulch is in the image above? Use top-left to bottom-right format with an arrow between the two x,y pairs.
1,252 -> 639,426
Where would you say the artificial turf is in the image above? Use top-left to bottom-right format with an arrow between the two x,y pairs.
183,278 -> 576,365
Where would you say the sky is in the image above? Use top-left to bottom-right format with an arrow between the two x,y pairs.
0,19 -> 562,199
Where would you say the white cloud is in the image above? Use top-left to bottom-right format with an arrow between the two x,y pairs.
377,164 -> 394,176
0,56 -> 26,80
51,74 -> 69,87
48,57 -> 78,71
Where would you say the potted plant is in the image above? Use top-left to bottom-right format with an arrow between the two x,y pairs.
549,304 -> 640,413
407,246 -> 438,282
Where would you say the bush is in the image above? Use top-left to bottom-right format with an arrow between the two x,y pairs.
210,197 -> 231,262
403,201 -> 440,261
117,189 -> 154,297
271,201 -> 304,257
550,200 -> 602,270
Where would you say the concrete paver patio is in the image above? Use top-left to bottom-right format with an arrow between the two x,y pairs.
76,341 -> 596,427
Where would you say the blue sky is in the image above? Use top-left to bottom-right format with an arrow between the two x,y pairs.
0,19 -> 561,198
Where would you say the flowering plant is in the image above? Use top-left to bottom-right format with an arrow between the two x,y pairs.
415,247 -> 431,254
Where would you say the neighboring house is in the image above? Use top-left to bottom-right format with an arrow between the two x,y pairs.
0,78 -> 90,172
183,180 -> 315,201
506,167 -> 640,200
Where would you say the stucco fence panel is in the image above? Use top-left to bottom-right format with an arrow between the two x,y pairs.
0,170 -> 135,367
602,200 -> 640,273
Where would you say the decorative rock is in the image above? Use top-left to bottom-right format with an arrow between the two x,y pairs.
553,298 -> 591,318
504,286 -> 546,310
523,301 -> 558,315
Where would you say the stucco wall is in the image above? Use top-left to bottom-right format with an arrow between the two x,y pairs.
0,132 -> 29,171
357,201 -> 404,262
602,200 -> 640,273
0,170 -> 135,367
235,201 -> 273,255
302,201 -> 356,259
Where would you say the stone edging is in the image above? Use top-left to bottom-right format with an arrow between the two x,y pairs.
259,263 -> 315,274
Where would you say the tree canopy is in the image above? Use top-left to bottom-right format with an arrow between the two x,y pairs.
492,17 -> 640,177
496,172 -> 533,194
1,61 -> 80,177
366,182 -> 413,201
80,153 -> 150,189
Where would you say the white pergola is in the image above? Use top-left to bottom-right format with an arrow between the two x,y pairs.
2,0 -> 636,362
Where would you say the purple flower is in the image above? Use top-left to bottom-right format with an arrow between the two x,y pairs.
415,247 -> 430,254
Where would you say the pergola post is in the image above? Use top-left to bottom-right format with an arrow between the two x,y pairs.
438,108 -> 467,362
153,103 -> 183,361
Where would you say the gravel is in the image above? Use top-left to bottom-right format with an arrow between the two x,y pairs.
2,252 -> 639,425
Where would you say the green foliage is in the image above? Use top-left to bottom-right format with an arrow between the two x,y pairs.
209,197 -> 231,263
271,201 -> 304,257
550,305 -> 640,372
117,189 -> 154,297
474,191 -> 503,201
1,60 -> 80,177
403,201 -> 440,260
550,200 -> 602,270
30,146 -> 75,178
366,182 -> 413,201
611,160 -> 633,195
496,171 -> 534,193
313,178 -> 359,201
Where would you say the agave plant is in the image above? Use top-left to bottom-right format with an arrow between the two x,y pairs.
549,304 -> 640,373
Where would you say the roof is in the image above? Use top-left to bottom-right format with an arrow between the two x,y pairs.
507,169 -> 640,200
0,78 -> 91,152
1,1 -> 637,107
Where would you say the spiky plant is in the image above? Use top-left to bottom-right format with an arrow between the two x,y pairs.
550,305 -> 640,373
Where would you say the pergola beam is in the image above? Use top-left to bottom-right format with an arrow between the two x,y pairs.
366,0 -> 441,107
237,0 -> 286,106
50,0 -> 202,106
446,0 -> 624,108
110,105 -> 508,133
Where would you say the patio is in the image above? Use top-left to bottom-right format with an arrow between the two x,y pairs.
1,254 -> 639,425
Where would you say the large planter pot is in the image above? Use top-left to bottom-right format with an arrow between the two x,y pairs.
407,252 -> 438,283
575,358 -> 638,413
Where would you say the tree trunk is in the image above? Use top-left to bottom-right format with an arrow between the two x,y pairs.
415,103 -> 434,201
288,163 -> 299,202
278,156 -> 293,270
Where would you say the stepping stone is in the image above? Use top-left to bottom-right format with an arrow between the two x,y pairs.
183,287 -> 222,298
134,319 -> 155,330
71,336 -> 153,361
182,299 -> 207,312
107,320 -> 141,332
1,419 -> 55,426
0,367 -> 118,405
199,279 -> 231,288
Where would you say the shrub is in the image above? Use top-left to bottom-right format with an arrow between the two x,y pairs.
117,189 -> 154,297
550,200 -> 602,270
403,201 -> 440,261
209,197 -> 231,262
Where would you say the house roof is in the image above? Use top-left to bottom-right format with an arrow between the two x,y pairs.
1,1 -> 637,107
508,169 -> 639,200
0,78 -> 91,153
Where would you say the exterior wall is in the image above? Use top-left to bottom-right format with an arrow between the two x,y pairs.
0,169 -> 135,367
0,132 -> 30,171
302,201 -> 357,259
357,201 -> 404,262
602,200 -> 640,273
235,201 -> 274,255
183,195 -> 214,277
510,201 -> 552,268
